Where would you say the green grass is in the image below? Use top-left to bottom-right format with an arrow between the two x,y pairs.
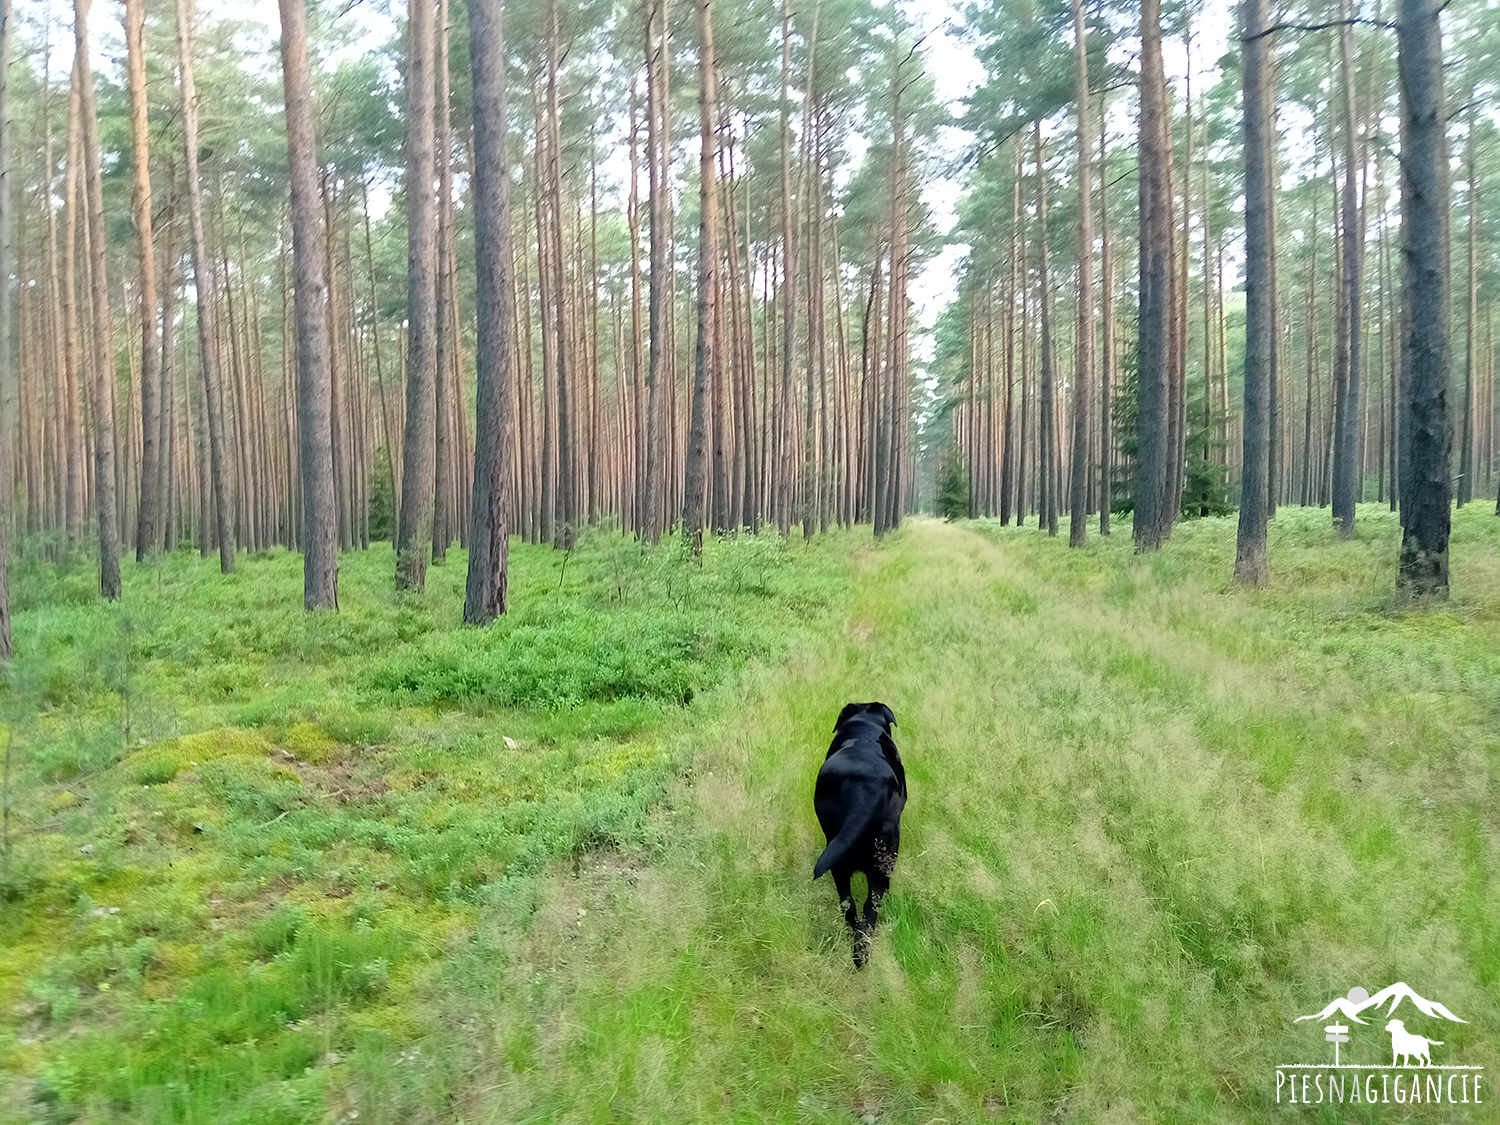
3,504 -> 1499,1123
0,528 -> 852,1124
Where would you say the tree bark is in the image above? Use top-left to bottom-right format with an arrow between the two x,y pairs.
1068,0 -> 1093,548
362,181 -> 399,531
1331,0 -> 1364,536
1267,119 -> 1281,516
463,0 -> 514,625
159,183 -> 180,551
626,84 -> 645,532
1396,0 -> 1451,597
44,58 -> 82,547
396,0 -> 438,588
320,176 -> 350,549
776,0 -> 796,537
683,0 -> 718,551
800,11 -> 821,541
176,0 -> 235,574
1001,152 -> 1018,526
77,0 -> 120,596
642,0 -> 667,544
125,0 -> 161,563
1099,110 -> 1113,536
433,0 -> 454,560
1134,0 -> 1173,552
1035,125 -> 1056,538
0,0 -> 12,655
278,0 -> 337,609
1459,98 -> 1477,507
544,0 -> 573,549
1235,0 -> 1272,586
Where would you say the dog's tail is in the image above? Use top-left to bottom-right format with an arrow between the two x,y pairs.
812,799 -> 880,880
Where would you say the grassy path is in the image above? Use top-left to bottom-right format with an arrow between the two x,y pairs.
460,512 -> 1499,1123
5,509 -> 1495,1122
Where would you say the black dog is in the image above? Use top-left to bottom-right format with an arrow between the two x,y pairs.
812,702 -> 906,966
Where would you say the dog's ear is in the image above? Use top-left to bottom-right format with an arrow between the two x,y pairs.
835,702 -> 864,731
873,702 -> 896,729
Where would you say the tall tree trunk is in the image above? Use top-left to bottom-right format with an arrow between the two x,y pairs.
859,252 -> 881,526
1267,117 -> 1281,516
1235,0 -> 1273,586
1018,152 -> 1030,526
800,10 -> 821,541
0,0 -> 11,656
77,0 -> 120,596
711,115 -> 731,533
1035,125 -> 1057,537
626,84 -> 645,533
463,0 -> 514,625
683,0 -> 718,551
1068,0 -> 1093,547
1396,0 -> 1450,596
545,0 -> 573,549
125,0 -> 161,563
1388,138 -> 1402,513
279,0 -> 337,609
1000,153 -> 1018,526
814,107 -> 829,533
1459,98 -> 1477,507
776,0 -> 796,537
1098,110 -> 1113,535
321,177 -> 350,549
1167,31 -> 1190,527
881,53 -> 910,537
159,184 -> 180,551
1302,267 -> 1314,509
432,0 -> 454,561
176,0 -> 235,574
1200,85 -> 1219,503
1134,0 -> 1173,551
1482,313 -> 1494,516
1331,0 -> 1363,536
362,181 -> 399,530
40,52 -> 72,546
396,0 -> 438,588
642,0 -> 667,544
61,69 -> 84,547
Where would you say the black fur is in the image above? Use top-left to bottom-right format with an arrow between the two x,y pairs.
812,701 -> 905,967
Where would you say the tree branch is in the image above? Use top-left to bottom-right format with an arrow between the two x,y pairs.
1246,16 -> 1392,42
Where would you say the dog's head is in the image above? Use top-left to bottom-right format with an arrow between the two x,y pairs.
1386,1019 -> 1405,1033
835,701 -> 896,733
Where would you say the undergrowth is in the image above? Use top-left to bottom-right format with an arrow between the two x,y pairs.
0,527 -> 852,1124
5,505 -> 1498,1123
406,503 -> 1498,1124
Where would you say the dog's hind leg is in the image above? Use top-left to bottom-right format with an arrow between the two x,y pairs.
833,867 -> 871,968
849,870 -> 890,968
863,869 -> 890,933
832,868 -> 859,934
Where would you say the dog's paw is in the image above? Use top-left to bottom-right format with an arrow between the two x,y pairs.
852,932 -> 871,969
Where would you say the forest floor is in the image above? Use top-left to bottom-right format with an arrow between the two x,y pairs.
2,504 -> 1499,1123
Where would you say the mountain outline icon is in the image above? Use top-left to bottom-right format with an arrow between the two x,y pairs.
1295,982 -> 1468,1026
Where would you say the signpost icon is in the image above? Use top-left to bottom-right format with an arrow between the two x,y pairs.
1325,1022 -> 1350,1066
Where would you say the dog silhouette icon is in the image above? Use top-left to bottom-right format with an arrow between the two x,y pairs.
1386,1018 -> 1443,1067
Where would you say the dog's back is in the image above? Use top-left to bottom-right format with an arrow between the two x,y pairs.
812,702 -> 905,965
812,704 -> 906,880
